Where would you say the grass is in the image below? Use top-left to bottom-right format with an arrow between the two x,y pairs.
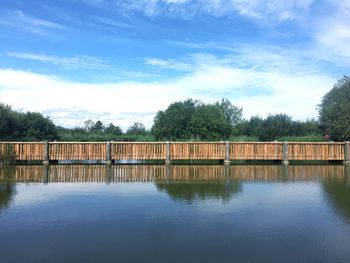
275,135 -> 325,142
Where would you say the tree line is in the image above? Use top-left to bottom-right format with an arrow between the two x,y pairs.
1,76 -> 349,142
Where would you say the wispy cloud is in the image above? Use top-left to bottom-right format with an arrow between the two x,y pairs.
116,0 -> 314,21
313,0 -> 350,61
0,10 -> 65,36
0,46 -> 336,129
145,57 -> 193,71
7,52 -> 112,70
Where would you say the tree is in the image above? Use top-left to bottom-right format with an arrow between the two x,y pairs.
0,103 -> 18,140
189,104 -> 231,140
126,122 -> 147,135
151,99 -> 199,140
319,76 -> 350,141
105,123 -> 123,136
20,112 -> 58,141
84,119 -> 95,131
240,116 -> 264,137
256,114 -> 294,141
91,120 -> 104,132
0,103 -> 58,141
215,98 -> 243,126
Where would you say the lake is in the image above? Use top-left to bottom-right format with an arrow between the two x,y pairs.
1,164 -> 350,263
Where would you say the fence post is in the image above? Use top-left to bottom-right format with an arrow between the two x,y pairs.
344,141 -> 350,165
106,141 -> 111,165
165,141 -> 171,164
224,141 -> 230,165
282,141 -> 289,165
43,141 -> 49,165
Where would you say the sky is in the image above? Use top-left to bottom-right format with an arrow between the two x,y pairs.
0,0 -> 349,130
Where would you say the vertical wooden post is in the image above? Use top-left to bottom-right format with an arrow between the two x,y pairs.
282,141 -> 289,165
344,141 -> 350,165
165,141 -> 171,164
43,141 -> 49,165
224,141 -> 230,165
106,141 -> 111,165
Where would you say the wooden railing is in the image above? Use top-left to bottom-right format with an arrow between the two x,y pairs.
1,141 -> 349,163
111,142 -> 166,160
229,142 -> 283,160
0,142 -> 45,160
288,142 -> 344,160
49,142 -> 106,160
170,142 -> 225,160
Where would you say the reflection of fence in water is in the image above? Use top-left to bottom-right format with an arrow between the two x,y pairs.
0,165 -> 347,183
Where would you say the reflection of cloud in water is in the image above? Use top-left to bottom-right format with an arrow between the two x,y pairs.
322,166 -> 350,223
155,181 -> 242,203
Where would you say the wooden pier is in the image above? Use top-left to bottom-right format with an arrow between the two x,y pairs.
1,141 -> 349,164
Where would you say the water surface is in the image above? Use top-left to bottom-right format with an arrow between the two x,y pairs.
1,165 -> 350,263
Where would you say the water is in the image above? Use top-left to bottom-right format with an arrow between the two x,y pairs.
1,165 -> 350,263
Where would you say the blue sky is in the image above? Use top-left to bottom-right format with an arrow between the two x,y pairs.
0,0 -> 349,129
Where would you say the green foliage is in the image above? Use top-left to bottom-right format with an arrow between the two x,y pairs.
0,103 -> 58,141
105,123 -> 123,136
152,99 -> 198,140
126,122 -> 148,136
275,135 -> 325,142
151,98 -> 240,140
257,114 -> 295,141
189,104 -> 231,140
0,145 -> 16,164
214,98 -> 243,126
319,76 -> 350,141
228,136 -> 259,142
239,114 -> 322,141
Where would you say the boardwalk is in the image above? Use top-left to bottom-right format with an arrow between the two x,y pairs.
1,141 -> 349,164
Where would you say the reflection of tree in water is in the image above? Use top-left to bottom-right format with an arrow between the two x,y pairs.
155,180 -> 242,203
0,166 -> 17,210
322,167 -> 350,222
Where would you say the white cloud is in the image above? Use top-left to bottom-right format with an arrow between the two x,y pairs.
313,1 -> 350,61
0,47 -> 336,129
7,52 -> 112,70
0,10 -> 65,36
117,0 -> 314,21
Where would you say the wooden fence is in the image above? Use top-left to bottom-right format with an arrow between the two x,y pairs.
0,141 -> 349,163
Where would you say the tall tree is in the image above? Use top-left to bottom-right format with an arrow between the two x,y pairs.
105,123 -> 123,136
126,122 -> 147,135
215,98 -> 243,126
151,99 -> 199,140
258,114 -> 294,141
190,104 -> 231,140
319,76 -> 350,141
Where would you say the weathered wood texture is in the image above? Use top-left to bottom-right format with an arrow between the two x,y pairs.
111,142 -> 166,160
1,142 -> 45,160
49,142 -> 106,160
0,141 -> 347,161
230,142 -> 283,160
1,164 -> 346,183
288,142 -> 344,160
170,142 -> 225,160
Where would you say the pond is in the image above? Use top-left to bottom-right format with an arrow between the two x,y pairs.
1,164 -> 350,263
